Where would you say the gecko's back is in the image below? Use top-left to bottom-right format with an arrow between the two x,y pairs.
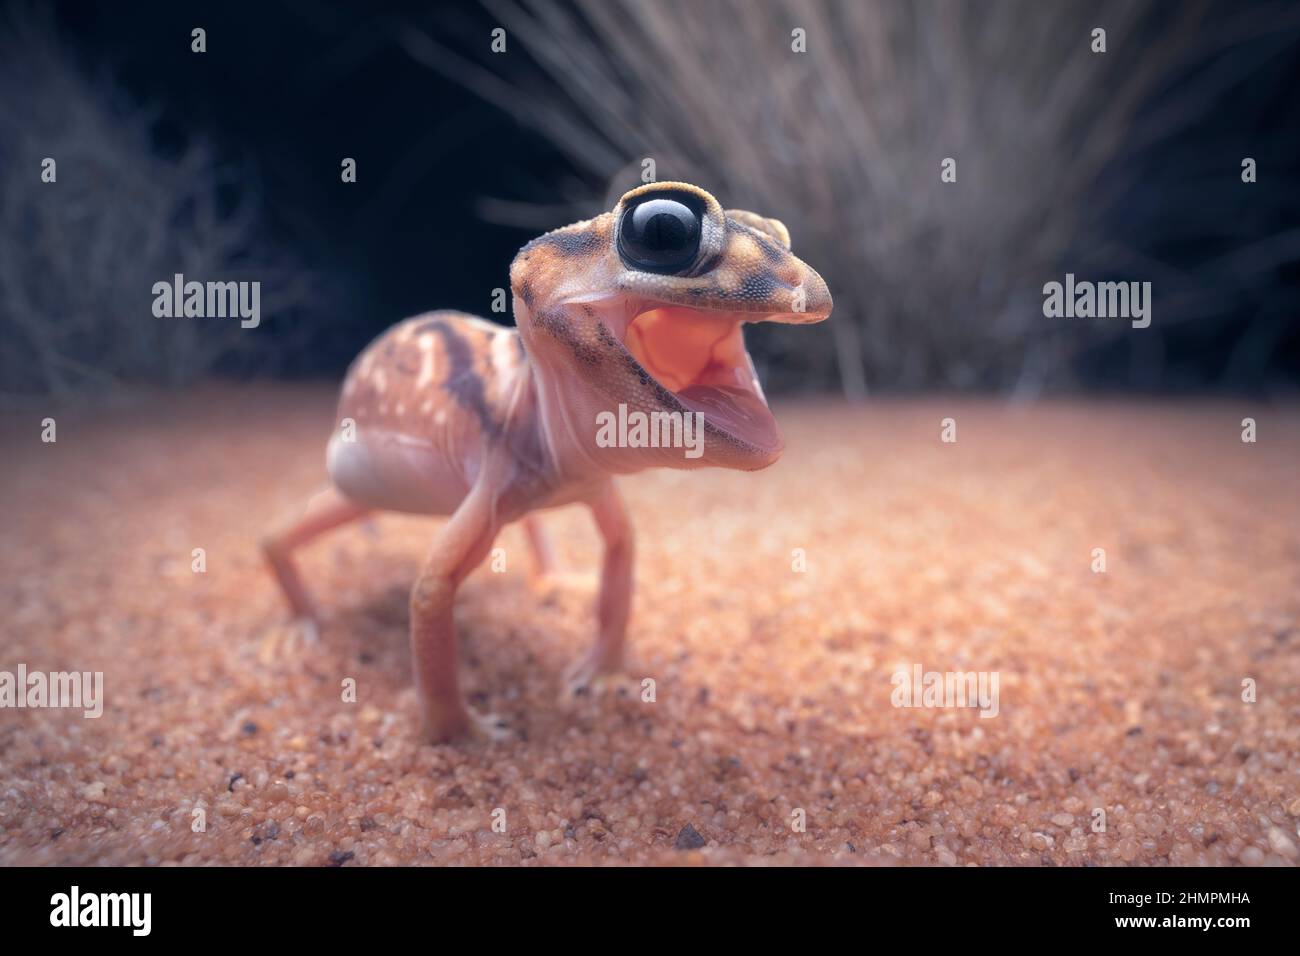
326,311 -> 533,515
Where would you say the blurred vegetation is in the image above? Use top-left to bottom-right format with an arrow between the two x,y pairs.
405,0 -> 1300,397
0,7 -> 315,403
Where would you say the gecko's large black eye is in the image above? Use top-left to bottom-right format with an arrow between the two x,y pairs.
617,192 -> 703,274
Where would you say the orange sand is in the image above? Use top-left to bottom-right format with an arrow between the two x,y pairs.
0,386 -> 1297,866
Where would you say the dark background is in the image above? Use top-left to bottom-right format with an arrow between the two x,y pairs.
4,0 -> 1299,398
53,0 -> 572,372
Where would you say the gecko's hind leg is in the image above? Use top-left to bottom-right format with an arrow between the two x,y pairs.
522,514 -> 557,581
261,486 -> 369,629
523,513 -> 597,597
563,481 -> 634,696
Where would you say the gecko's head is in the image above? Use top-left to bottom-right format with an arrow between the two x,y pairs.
511,181 -> 832,473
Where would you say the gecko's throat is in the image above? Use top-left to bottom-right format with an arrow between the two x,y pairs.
607,303 -> 780,452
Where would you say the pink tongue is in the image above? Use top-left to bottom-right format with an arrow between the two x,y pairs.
677,384 -> 780,450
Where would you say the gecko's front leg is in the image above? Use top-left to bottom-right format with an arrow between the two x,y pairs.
564,480 -> 634,693
409,476 -> 511,743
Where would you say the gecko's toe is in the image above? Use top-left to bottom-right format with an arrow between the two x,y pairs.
467,710 -> 515,743
422,707 -> 515,745
530,571 -> 598,606
257,615 -> 321,664
561,654 -> 630,701
294,615 -> 321,644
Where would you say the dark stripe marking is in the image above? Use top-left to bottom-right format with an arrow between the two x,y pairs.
425,318 -> 502,439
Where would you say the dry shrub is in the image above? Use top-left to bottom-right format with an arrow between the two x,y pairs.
0,7 -> 312,402
405,0 -> 1298,395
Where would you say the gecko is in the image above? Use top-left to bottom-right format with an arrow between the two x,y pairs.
262,181 -> 832,743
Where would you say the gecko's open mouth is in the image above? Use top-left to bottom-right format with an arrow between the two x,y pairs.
601,302 -> 785,452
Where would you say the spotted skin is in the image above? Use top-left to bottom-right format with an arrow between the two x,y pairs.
339,313 -> 518,444
263,181 -> 832,743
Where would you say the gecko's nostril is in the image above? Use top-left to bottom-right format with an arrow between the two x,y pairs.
618,192 -> 703,275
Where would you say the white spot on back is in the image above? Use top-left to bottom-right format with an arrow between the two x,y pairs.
490,330 -> 518,379
417,347 -> 436,388
488,330 -> 524,405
